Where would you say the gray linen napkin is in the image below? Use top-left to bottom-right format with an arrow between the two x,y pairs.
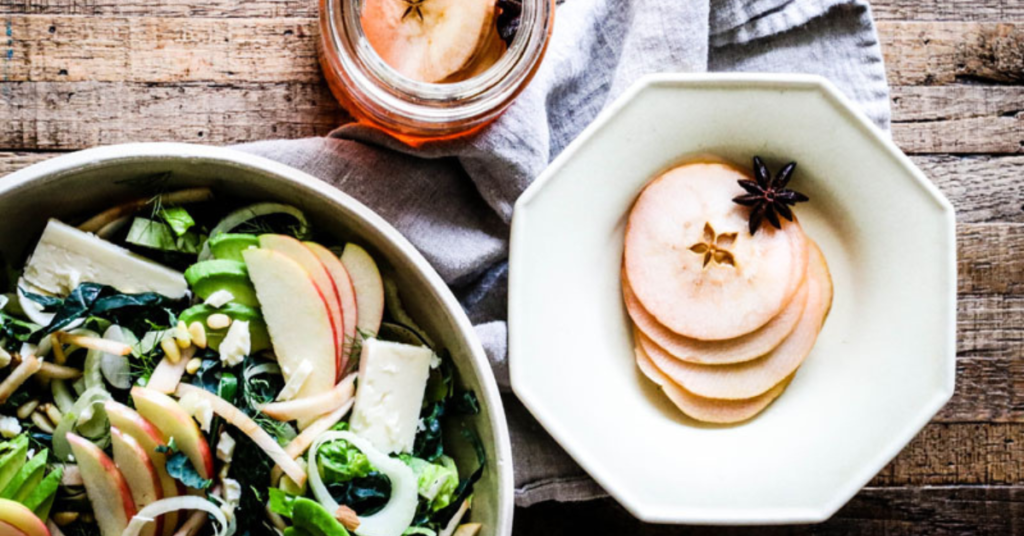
237,0 -> 890,506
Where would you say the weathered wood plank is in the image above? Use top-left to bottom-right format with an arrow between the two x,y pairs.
514,487 -> 1024,535
874,423 -> 1024,487
4,16 -> 321,83
0,0 -> 318,17
891,86 -> 1024,154
873,0 -> 1024,22
879,21 -> 1024,86
913,155 -> 1024,223
0,81 -> 346,148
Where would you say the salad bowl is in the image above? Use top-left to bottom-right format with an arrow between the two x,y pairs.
0,143 -> 513,536
509,73 -> 957,524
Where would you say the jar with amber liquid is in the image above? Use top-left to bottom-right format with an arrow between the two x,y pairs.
319,0 -> 555,145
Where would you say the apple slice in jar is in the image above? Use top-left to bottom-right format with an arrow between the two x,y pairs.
361,0 -> 497,83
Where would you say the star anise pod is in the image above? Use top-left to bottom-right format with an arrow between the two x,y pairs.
732,156 -> 809,235
496,0 -> 523,45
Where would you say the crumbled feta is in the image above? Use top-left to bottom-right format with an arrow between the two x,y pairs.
0,294 -> 8,311
0,415 -> 22,438
218,320 -> 250,368
216,431 -> 236,463
429,352 -> 441,370
26,449 -> 35,459
204,290 -> 235,308
220,478 -> 243,521
179,392 -> 214,432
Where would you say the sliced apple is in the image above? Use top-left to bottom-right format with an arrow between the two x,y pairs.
105,401 -> 180,536
305,242 -> 359,376
360,0 -> 496,83
242,248 -> 337,401
623,272 -> 809,365
0,520 -> 28,536
130,387 -> 215,481
635,343 -> 791,424
624,162 -> 805,340
66,433 -> 137,536
0,499 -> 48,536
638,242 -> 832,399
259,235 -> 345,369
111,427 -> 163,536
340,243 -> 384,336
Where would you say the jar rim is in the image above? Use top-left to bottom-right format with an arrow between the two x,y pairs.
321,0 -> 555,135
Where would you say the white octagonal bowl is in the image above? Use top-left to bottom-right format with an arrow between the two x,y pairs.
0,143 -> 514,536
508,73 -> 957,525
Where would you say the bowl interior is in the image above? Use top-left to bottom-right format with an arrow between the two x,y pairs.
0,146 -> 511,534
510,76 -> 956,523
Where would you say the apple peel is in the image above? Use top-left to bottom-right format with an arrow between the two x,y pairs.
174,383 -> 306,487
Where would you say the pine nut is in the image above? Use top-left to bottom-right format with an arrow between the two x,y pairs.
31,410 -> 55,433
161,337 -> 182,364
44,403 -> 63,426
206,314 -> 232,330
175,321 -> 192,349
16,398 -> 40,420
186,357 -> 203,375
189,322 -> 208,349
52,512 -> 79,526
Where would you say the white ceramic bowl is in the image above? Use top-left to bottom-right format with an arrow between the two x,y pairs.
509,74 -> 957,525
0,143 -> 514,536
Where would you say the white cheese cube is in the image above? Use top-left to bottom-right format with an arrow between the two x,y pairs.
350,339 -> 434,454
22,219 -> 188,298
218,320 -> 251,368
217,431 -> 236,463
0,415 -> 22,438
204,290 -> 235,308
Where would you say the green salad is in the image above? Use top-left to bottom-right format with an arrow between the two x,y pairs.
0,185 -> 485,536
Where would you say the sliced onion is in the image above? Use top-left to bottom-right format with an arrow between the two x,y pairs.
99,326 -> 132,389
175,383 -> 306,486
122,495 -> 232,536
264,373 -> 356,423
52,379 -> 75,412
308,431 -> 418,536
244,362 -> 282,384
53,387 -> 112,462
199,203 -> 309,260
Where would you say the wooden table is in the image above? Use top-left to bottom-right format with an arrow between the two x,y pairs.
1,0 -> 1022,533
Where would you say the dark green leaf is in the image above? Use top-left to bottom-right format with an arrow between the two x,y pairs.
431,429 -> 486,528
165,451 -> 211,489
36,283 -> 182,338
326,471 -> 391,516
17,288 -> 63,311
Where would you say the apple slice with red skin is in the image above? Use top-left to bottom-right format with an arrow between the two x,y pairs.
243,248 -> 337,401
111,427 -> 163,536
0,499 -> 48,536
340,243 -> 384,336
305,242 -> 359,377
67,433 -> 137,536
130,387 -> 215,481
0,520 -> 28,536
105,401 -> 181,536
260,235 -> 345,371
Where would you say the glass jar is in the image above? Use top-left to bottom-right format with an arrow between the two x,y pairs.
318,0 -> 555,145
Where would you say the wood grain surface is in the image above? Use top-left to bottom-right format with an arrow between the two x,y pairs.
1,0 -> 1022,533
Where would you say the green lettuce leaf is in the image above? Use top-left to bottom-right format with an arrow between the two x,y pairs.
400,455 -> 459,512
158,207 -> 196,237
318,439 -> 374,484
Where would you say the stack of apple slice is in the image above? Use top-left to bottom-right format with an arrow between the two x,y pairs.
242,237 -> 384,415
622,162 -> 833,424
360,0 -> 507,83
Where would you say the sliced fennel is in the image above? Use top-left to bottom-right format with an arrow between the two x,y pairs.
308,431 -> 418,536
